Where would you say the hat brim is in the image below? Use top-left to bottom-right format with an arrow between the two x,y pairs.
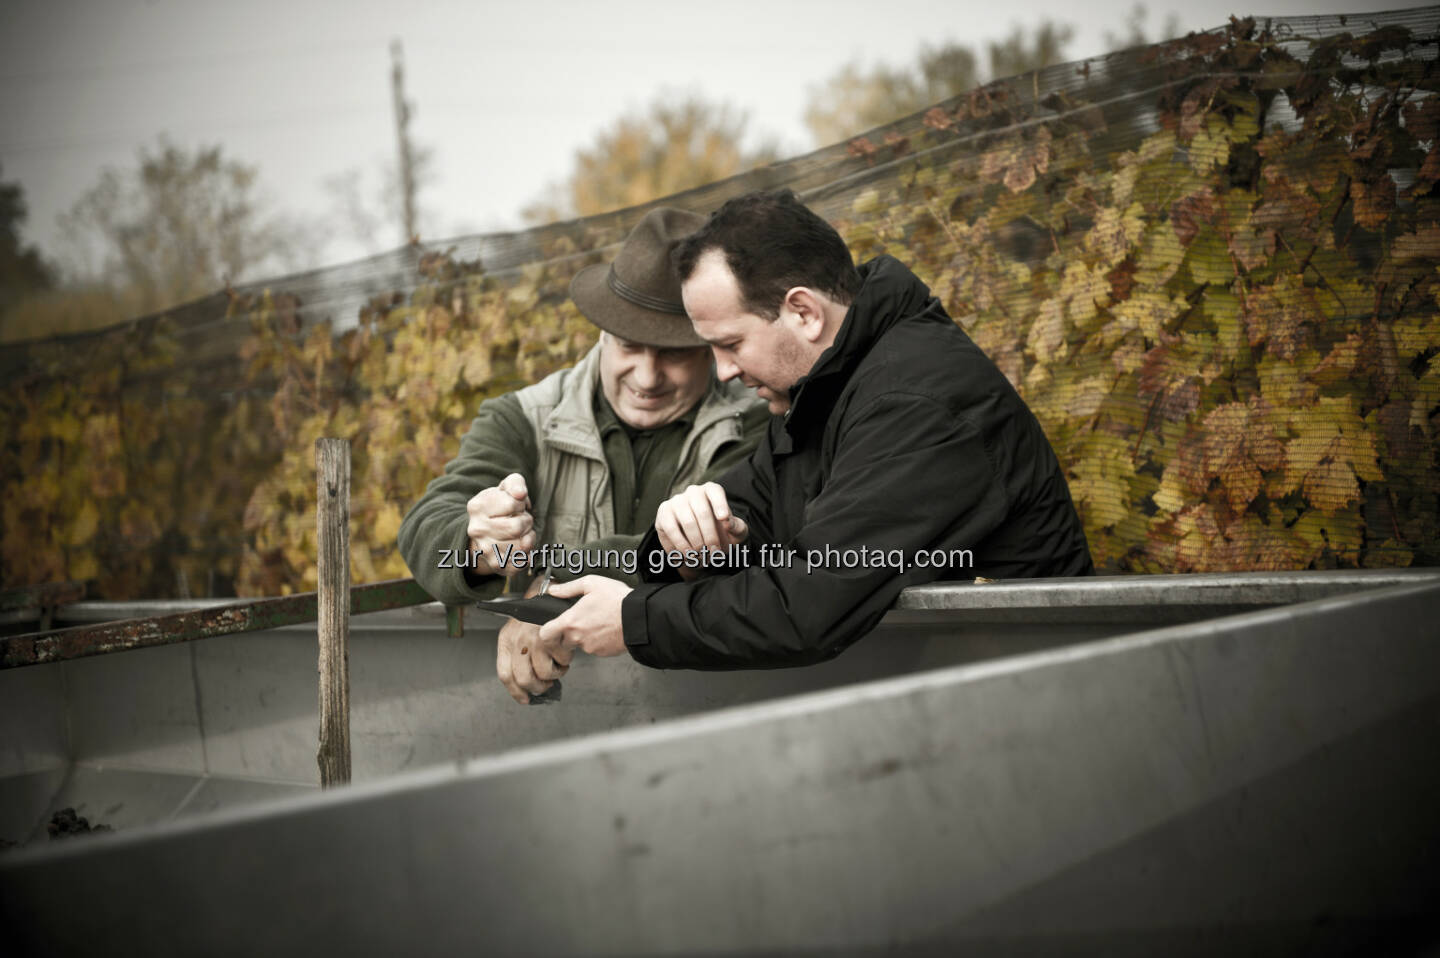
570,264 -> 706,349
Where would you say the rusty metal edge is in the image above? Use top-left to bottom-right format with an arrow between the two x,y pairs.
0,578 -> 432,670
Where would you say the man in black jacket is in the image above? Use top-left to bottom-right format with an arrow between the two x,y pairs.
536,189 -> 1092,671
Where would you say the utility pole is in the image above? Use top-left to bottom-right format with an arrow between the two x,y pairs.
390,39 -> 418,244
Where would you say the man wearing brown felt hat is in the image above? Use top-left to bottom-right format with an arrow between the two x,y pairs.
398,207 -> 768,704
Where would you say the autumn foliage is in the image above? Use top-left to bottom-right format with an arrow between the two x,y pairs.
2,12 -> 1438,597
831,15 -> 1440,572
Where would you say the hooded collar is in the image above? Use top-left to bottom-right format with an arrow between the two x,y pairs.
781,255 -> 937,436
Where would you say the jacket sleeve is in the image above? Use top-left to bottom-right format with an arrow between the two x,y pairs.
713,405 -> 777,541
397,392 -> 538,604
622,392 -> 1009,670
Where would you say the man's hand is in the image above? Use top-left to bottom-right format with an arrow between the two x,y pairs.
495,574 -> 568,706
466,473 -> 535,575
654,483 -> 748,581
495,617 -> 568,705
538,576 -> 631,660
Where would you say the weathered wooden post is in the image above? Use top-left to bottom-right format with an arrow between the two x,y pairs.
316,438 -> 352,787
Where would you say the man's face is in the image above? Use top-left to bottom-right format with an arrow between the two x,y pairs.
598,333 -> 712,430
682,250 -> 815,415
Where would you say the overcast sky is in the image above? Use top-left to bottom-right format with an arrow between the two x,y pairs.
0,0 -> 1406,273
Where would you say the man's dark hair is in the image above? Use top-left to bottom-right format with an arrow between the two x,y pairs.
672,189 -> 861,320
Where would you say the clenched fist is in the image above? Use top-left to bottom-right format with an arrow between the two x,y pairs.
466,473 -> 536,576
654,482 -> 748,581
496,617 -> 568,704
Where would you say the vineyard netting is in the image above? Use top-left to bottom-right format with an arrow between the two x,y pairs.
3,7 -> 1438,598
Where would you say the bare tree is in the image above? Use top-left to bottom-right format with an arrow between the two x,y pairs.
1105,3 -> 1183,51
58,137 -> 315,314
523,94 -> 779,225
0,166 -> 56,315
804,24 -> 1076,146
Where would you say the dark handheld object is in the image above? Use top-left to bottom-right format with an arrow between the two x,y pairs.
527,680 -> 562,705
476,593 -> 578,625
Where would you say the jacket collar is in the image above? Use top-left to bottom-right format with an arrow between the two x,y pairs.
782,255 -> 936,435
543,343 -> 608,459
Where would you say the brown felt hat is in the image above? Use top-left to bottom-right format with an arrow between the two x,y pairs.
570,207 -> 707,348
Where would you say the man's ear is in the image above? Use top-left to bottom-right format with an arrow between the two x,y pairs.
784,288 -> 828,344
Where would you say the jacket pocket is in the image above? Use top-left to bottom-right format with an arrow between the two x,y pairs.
542,510 -> 587,550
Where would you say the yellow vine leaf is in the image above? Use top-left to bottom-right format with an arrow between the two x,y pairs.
1027,298 -> 1066,362
69,551 -> 99,582
1189,116 -> 1232,173
462,347 -> 493,387
66,500 -> 100,547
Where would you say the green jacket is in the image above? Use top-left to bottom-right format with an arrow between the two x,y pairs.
398,344 -> 767,604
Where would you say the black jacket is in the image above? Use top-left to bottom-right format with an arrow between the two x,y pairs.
621,255 -> 1093,670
